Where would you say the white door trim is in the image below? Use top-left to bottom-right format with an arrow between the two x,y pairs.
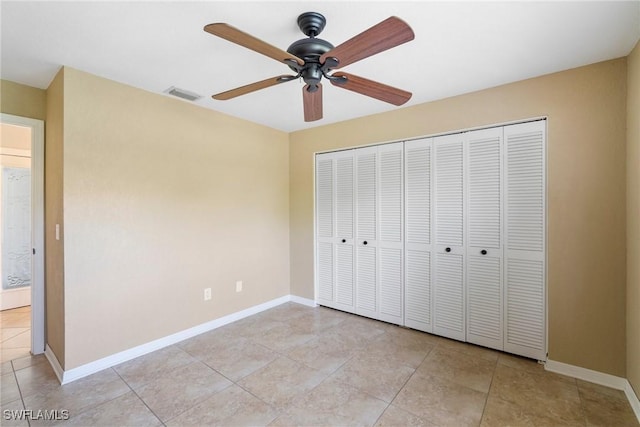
0,113 -> 45,355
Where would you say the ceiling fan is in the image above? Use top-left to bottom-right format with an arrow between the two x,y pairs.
204,12 -> 415,122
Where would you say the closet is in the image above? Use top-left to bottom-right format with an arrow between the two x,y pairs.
315,119 -> 546,361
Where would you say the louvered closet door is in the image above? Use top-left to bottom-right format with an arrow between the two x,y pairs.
355,146 -> 378,319
334,150 -> 356,312
465,127 -> 504,350
354,143 -> 403,324
315,150 -> 356,313
433,133 -> 466,341
376,142 -> 403,324
404,138 -> 433,332
315,154 -> 335,307
504,121 -> 546,360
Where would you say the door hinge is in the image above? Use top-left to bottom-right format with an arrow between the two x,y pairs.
33,248 -> 36,255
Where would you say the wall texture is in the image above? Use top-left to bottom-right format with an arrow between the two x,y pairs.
61,68 -> 290,369
45,69 -> 65,367
627,40 -> 640,396
290,58 -> 628,377
0,80 -> 47,120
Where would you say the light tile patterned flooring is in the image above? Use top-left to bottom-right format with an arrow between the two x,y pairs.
0,302 -> 638,426
0,306 -> 31,363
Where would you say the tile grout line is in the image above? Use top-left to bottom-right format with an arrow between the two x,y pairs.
234,350 -> 325,414
571,375 -> 587,427
216,345 -> 290,425
575,380 -> 591,426
233,314 -> 390,424
478,352 -> 500,425
44,367 -> 147,425
378,343 -> 437,424
232,379 -> 283,422
165,348 -> 282,425
0,328 -> 30,344
370,363 -> 417,425
111,366 -> 167,427
9,359 -> 31,427
159,355 -> 248,425
0,306 -> 32,364
371,402 -> 392,426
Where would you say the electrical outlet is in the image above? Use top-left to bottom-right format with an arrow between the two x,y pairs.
236,281 -> 242,292
204,288 -> 212,301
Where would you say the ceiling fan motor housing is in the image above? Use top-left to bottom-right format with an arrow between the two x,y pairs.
286,37 -> 333,62
287,37 -> 333,85
287,12 -> 334,88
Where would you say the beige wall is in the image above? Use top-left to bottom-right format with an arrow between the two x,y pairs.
45,69 -> 65,367
0,123 -> 32,150
61,68 -> 290,369
290,58 -> 628,376
627,40 -> 640,396
0,79 -> 47,120
1,77 -> 64,366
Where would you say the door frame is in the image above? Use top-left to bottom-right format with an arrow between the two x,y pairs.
0,113 -> 45,355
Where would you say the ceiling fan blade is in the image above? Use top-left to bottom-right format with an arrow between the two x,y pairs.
213,75 -> 296,100
303,84 -> 323,122
204,23 -> 304,66
330,72 -> 412,106
320,16 -> 414,69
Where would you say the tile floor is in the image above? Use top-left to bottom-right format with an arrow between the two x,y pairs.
1,306 -> 31,363
0,302 -> 638,426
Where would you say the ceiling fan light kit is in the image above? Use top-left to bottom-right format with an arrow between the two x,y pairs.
204,12 -> 415,122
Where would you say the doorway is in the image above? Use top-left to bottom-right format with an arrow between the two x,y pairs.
0,114 -> 44,361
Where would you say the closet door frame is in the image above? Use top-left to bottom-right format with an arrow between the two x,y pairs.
313,117 -> 547,362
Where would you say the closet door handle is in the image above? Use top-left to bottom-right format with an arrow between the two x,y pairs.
481,249 -> 487,255
363,241 -> 368,246
445,247 -> 451,253
341,239 -> 346,243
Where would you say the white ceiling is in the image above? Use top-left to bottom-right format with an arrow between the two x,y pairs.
2,1 -> 639,132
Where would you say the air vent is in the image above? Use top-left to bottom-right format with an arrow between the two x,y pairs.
164,86 -> 201,102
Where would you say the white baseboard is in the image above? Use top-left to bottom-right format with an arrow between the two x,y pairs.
44,344 -> 64,384
289,295 -> 317,307
545,359 -> 628,389
625,381 -> 640,422
545,359 -> 640,422
50,295 -> 316,385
